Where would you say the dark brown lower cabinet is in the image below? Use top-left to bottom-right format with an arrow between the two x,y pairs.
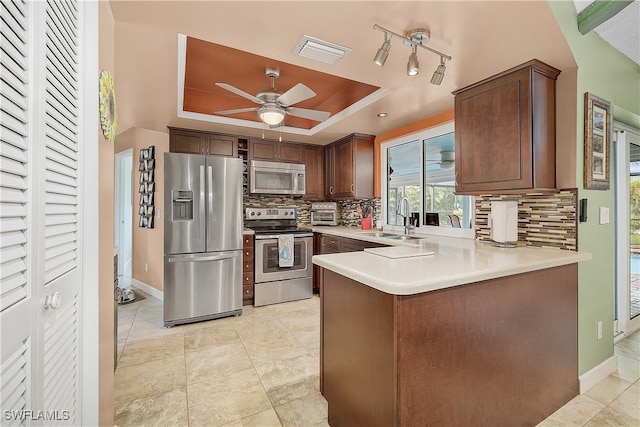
312,233 -> 386,293
320,264 -> 579,426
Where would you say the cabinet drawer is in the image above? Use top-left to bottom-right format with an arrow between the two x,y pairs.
320,235 -> 342,253
243,284 -> 254,299
243,260 -> 254,272
243,272 -> 254,285
243,235 -> 254,248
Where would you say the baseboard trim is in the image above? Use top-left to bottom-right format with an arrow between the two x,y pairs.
579,355 -> 617,394
131,278 -> 164,301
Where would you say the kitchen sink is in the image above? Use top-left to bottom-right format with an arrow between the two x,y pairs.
357,231 -> 398,238
385,235 -> 424,241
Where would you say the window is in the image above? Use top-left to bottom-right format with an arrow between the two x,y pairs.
382,122 -> 474,238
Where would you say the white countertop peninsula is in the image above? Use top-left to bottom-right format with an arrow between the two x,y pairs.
312,231 -> 591,296
317,230 -> 591,426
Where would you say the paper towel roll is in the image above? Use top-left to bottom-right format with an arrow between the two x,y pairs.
490,201 -> 518,245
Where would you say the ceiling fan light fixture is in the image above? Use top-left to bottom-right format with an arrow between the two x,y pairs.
258,104 -> 286,126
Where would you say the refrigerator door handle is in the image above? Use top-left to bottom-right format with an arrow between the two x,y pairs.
207,164 -> 214,220
168,252 -> 240,263
199,163 -> 206,229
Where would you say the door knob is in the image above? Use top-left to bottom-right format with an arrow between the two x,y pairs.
44,292 -> 61,310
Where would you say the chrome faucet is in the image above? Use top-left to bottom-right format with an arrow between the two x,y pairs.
396,197 -> 415,235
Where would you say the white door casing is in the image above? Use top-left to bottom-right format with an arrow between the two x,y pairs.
1,0 -> 98,424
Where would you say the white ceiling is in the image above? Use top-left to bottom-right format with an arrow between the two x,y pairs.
574,0 -> 640,65
107,1 -> 603,144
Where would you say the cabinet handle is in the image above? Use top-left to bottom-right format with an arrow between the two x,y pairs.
350,184 -> 354,193
329,186 -> 334,195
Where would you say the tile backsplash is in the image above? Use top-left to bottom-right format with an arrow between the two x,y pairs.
243,195 -> 381,228
245,191 -> 577,251
475,189 -> 578,251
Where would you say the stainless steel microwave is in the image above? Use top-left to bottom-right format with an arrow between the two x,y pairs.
249,160 -> 306,196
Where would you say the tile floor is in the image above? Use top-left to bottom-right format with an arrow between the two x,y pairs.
116,281 -> 639,426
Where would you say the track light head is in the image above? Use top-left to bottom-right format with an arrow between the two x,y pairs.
373,38 -> 391,66
430,58 -> 446,85
407,46 -> 419,76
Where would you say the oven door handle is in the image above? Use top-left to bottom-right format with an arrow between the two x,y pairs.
255,233 -> 313,240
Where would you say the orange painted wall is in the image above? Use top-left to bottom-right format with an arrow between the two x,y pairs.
373,109 -> 455,196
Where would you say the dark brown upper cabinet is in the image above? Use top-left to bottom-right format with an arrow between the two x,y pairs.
302,144 -> 324,200
452,60 -> 560,194
325,133 -> 375,199
249,138 -> 303,163
168,127 -> 238,158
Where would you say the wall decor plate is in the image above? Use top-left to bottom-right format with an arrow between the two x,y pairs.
99,70 -> 117,142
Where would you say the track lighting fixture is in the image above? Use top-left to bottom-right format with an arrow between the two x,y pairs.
373,24 -> 452,85
373,34 -> 391,66
407,45 -> 419,76
430,57 -> 447,85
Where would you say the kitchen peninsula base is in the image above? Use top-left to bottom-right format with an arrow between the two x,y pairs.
320,265 -> 578,427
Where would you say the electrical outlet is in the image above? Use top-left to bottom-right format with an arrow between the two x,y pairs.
597,321 -> 603,340
157,209 -> 161,218
144,262 -> 149,272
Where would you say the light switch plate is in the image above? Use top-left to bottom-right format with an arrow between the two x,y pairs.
599,207 -> 609,225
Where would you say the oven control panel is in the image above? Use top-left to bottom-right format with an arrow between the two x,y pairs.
245,207 -> 297,220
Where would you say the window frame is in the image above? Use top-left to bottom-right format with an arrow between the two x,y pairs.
380,121 -> 475,239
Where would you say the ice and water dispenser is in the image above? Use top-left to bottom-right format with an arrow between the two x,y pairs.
172,190 -> 193,221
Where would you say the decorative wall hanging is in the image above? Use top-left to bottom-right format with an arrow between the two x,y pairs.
138,146 -> 155,228
99,70 -> 117,142
583,92 -> 611,190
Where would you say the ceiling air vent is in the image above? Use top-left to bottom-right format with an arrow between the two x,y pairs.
293,35 -> 351,65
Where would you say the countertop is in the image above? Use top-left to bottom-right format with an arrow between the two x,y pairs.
312,230 -> 591,296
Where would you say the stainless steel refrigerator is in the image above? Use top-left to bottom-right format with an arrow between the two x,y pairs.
163,153 -> 243,327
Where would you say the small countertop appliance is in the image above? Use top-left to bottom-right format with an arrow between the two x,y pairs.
310,202 -> 339,226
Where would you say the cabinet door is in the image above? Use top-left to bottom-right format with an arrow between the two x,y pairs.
170,129 -> 205,154
279,141 -> 303,163
303,145 -> 324,200
207,134 -> 237,157
324,145 -> 335,198
250,139 -> 278,161
333,138 -> 355,198
454,68 -> 532,193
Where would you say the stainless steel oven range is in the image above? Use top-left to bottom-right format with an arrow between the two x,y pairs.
245,207 -> 313,306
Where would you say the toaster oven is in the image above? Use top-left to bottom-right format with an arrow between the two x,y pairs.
310,202 -> 339,226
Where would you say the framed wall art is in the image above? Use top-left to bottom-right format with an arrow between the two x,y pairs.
138,145 -> 156,228
583,92 -> 611,190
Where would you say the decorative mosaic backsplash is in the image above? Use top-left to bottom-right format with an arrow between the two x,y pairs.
242,195 -> 381,228
243,195 -> 312,225
338,198 -> 382,228
475,189 -> 578,251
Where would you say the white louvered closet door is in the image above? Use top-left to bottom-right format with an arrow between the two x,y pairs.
1,0 -> 83,424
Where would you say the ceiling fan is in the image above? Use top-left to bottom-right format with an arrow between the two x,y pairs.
214,67 -> 331,127
425,151 -> 455,169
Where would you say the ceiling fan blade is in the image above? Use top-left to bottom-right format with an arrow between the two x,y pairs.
215,83 -> 264,104
277,83 -> 316,107
215,107 -> 259,115
286,107 -> 330,122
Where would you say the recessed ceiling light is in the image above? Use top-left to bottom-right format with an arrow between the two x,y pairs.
377,112 -> 389,118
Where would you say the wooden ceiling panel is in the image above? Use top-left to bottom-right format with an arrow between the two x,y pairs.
183,36 -> 379,129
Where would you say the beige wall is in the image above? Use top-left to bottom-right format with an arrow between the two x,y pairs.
98,1 -> 115,425
115,128 -> 169,292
